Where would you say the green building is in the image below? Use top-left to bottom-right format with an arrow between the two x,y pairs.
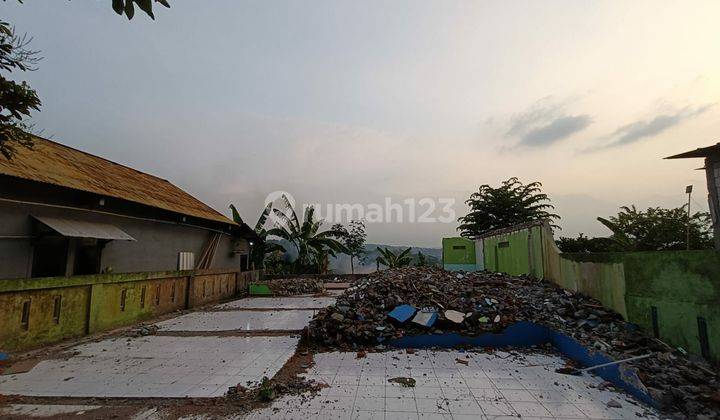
441,237 -> 477,271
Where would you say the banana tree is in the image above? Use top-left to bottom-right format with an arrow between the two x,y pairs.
265,197 -> 345,272
376,247 -> 412,268
229,203 -> 286,269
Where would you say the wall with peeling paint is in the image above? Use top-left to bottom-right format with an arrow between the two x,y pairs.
0,269 -> 261,352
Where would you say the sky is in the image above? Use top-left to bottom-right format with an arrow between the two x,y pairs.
4,1 -> 720,247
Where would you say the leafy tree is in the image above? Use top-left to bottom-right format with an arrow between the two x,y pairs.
555,233 -> 619,253
458,177 -> 559,238
1,0 -> 168,159
229,203 -> 286,269
332,220 -> 367,274
0,20 -> 40,159
597,205 -> 713,251
112,0 -> 170,20
266,196 -> 344,273
376,247 -> 412,268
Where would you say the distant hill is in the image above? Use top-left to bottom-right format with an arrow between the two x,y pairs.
329,243 -> 441,274
267,240 -> 441,274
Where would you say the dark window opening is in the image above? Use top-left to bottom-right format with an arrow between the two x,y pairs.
452,245 -> 466,250
21,300 -> 31,330
31,238 -> 69,278
140,286 -> 146,308
239,254 -> 249,272
120,289 -> 127,311
155,285 -> 161,306
498,241 -> 510,248
74,239 -> 103,275
53,296 -> 62,324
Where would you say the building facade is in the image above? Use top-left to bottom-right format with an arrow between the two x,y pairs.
0,137 -> 256,280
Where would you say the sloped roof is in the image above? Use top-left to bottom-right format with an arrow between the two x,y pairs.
665,143 -> 720,159
0,136 -> 234,225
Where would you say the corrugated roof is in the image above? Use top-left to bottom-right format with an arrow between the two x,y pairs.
665,143 -> 720,159
475,220 -> 549,239
34,216 -> 136,241
0,136 -> 234,225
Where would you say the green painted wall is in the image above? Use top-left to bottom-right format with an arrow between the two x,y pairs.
442,237 -> 476,265
0,269 -> 259,353
483,225 -> 543,278
0,285 -> 90,351
479,222 -> 719,362
621,251 -> 719,360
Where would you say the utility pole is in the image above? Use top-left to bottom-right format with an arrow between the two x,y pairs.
686,185 -> 693,250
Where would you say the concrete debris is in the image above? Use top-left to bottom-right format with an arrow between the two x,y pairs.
607,399 -> 622,408
266,278 -> 325,296
444,310 -> 465,324
309,266 -> 719,419
128,324 -> 158,337
387,377 -> 416,387
411,308 -> 438,327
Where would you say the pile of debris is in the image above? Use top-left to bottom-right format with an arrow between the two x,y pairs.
266,278 -> 325,296
309,267 -> 719,418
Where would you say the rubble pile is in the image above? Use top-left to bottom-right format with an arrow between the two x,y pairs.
309,267 -> 719,418
266,278 -> 325,296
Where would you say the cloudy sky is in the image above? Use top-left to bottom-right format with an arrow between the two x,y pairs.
5,1 -> 720,247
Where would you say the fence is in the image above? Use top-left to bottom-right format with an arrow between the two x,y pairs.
472,222 -> 719,362
0,269 -> 262,352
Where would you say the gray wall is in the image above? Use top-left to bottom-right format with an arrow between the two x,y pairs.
0,200 -> 245,279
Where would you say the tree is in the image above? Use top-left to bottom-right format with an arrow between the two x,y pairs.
1,0 -> 168,159
555,233 -> 620,253
265,196 -> 344,273
332,220 -> 367,274
229,203 -> 286,269
376,247 -> 412,268
458,177 -> 560,238
597,205 -> 713,251
112,0 -> 170,20
0,20 -> 40,159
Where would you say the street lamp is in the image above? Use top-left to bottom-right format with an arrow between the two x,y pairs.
686,185 -> 693,250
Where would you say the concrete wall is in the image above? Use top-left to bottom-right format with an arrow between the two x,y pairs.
0,268 -> 262,352
0,200 -> 246,279
476,222 -> 719,362
483,225 -> 544,278
622,251 -> 720,360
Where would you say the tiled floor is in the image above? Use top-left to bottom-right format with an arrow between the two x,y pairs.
0,335 -> 298,398
0,404 -> 102,417
216,296 -> 337,310
244,350 -> 659,420
154,310 -> 317,332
